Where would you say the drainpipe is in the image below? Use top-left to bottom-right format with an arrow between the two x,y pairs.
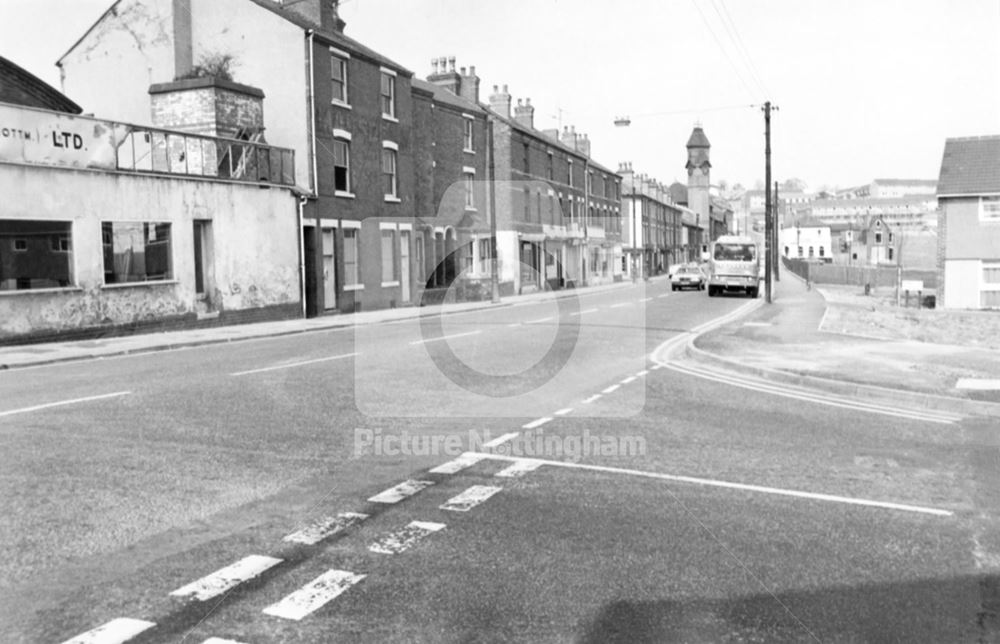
306,29 -> 322,314
298,195 -> 308,318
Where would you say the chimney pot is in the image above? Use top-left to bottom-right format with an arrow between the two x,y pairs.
460,66 -> 466,75
469,65 -> 476,75
503,84 -> 508,92
493,85 -> 498,92
448,56 -> 456,72
517,98 -> 523,106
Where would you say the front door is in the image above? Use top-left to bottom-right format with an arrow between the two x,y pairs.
400,230 -> 411,303
304,226 -> 318,317
322,227 -> 336,310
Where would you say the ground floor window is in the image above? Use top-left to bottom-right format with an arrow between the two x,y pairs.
102,222 -> 172,284
344,227 -> 361,288
478,238 -> 493,275
381,228 -> 397,283
0,219 -> 74,290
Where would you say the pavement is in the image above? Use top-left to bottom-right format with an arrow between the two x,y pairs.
4,270 -> 1000,418
690,270 -> 1000,417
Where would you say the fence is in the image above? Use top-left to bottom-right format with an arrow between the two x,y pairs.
782,258 -> 937,289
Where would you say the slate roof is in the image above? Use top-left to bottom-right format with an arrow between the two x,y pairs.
411,78 -> 483,114
0,55 -> 81,113
686,126 -> 710,148
937,136 -> 1000,196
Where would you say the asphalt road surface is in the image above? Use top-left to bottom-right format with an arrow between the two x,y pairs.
2,280 -> 998,643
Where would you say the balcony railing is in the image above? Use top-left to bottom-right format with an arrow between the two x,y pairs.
115,125 -> 296,186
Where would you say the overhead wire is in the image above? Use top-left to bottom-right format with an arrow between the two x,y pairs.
712,0 -> 771,98
687,0 -> 763,103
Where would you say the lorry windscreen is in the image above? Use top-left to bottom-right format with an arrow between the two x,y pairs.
714,244 -> 755,262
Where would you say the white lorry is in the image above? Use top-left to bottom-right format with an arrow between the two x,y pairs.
706,235 -> 760,298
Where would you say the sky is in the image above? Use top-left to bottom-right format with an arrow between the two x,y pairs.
3,0 -> 999,192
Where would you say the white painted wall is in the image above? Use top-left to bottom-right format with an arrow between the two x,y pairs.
191,0 -> 311,189
0,163 -> 299,337
942,259 -> 983,309
59,0 -> 177,124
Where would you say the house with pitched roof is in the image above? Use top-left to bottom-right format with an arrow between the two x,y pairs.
936,135 -> 1000,309
59,0 -> 423,315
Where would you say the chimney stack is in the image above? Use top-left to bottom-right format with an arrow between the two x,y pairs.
428,54 -> 461,96
489,84 -> 511,118
459,65 -> 480,104
281,0 -> 345,32
514,97 -> 534,129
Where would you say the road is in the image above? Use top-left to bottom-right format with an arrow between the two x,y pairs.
1,279 -> 998,643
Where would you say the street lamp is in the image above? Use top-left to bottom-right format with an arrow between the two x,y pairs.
614,116 -> 641,280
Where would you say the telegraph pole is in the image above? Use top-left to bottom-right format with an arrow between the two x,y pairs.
487,119 -> 500,303
773,180 -> 780,281
763,101 -> 773,303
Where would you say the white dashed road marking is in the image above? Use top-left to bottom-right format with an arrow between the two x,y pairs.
60,618 -> 156,644
570,308 -> 599,316
369,521 -> 446,554
495,459 -> 543,478
368,480 -> 435,504
620,376 -> 637,384
526,317 -> 553,324
483,432 -> 520,448
170,555 -> 282,601
430,453 -> 487,474
283,512 -> 369,546
583,394 -> 601,404
610,302 -> 631,309
657,294 -> 671,298
230,353 -> 356,376
640,297 -> 653,302
636,370 -> 650,376
262,569 -> 366,621
523,417 -> 552,429
553,408 -> 573,416
1,391 -> 131,419
202,639 -> 248,644
440,485 -> 503,512
601,384 -> 620,394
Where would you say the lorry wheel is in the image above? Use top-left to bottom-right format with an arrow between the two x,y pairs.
708,286 -> 716,297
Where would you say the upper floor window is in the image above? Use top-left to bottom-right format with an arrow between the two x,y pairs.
463,116 -> 474,152
522,142 -> 530,174
380,70 -> 396,119
331,52 -> 348,104
333,130 -> 351,194
567,160 -> 574,188
547,152 -> 554,181
981,197 -> 1000,223
382,145 -> 398,199
463,167 -> 476,209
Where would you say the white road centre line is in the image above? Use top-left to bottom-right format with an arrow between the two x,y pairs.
170,555 -> 282,601
601,384 -> 620,394
369,521 -> 446,554
526,317 -> 554,324
570,308 -> 600,316
582,394 -> 601,404
202,639 -> 248,644
367,479 -> 435,504
0,391 -> 131,419
553,408 -> 573,416
483,431 -> 520,448
507,322 -> 522,328
636,370 -> 650,377
620,376 -> 637,384
523,417 -> 553,429
650,364 -> 664,370
410,330 -> 482,345
430,452 -> 488,474
468,452 -> 954,517
657,294 -> 671,298
60,618 -> 156,644
440,485 -> 503,511
640,297 -> 653,302
230,353 -> 357,376
610,302 -> 631,309
262,569 -> 366,621
495,459 -> 544,478
283,512 -> 369,546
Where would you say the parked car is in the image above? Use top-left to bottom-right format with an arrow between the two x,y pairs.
671,266 -> 705,291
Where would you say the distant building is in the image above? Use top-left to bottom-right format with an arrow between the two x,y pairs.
936,135 -> 1000,309
619,164 -> 683,276
779,220 -> 831,262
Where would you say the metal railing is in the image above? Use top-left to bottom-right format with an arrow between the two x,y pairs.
115,125 -> 295,186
